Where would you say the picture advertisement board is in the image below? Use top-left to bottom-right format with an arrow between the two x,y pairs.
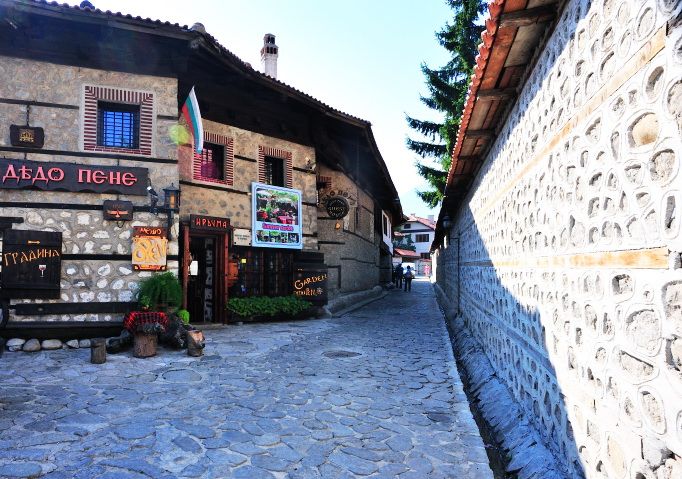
252,182 -> 303,249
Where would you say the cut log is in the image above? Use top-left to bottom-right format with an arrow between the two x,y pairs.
133,332 -> 158,358
187,330 -> 205,357
90,337 -> 106,364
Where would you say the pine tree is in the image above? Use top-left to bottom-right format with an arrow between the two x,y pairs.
406,0 -> 486,207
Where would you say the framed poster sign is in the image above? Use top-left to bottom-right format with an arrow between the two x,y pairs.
252,182 -> 303,250
1,230 -> 62,298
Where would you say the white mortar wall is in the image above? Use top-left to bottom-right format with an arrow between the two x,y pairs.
436,0 -> 682,477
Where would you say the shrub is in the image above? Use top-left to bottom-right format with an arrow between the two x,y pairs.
177,309 -> 190,324
226,296 -> 312,319
136,272 -> 182,312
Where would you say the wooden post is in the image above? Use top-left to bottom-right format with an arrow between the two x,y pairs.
90,337 -> 106,364
181,223 -> 190,309
187,330 -> 205,357
133,332 -> 158,358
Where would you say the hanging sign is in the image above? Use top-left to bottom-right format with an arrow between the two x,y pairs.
1,230 -> 62,299
325,196 -> 350,219
10,125 -> 45,148
190,214 -> 230,232
293,265 -> 328,305
103,200 -> 134,221
0,158 -> 149,196
132,226 -> 168,271
252,182 -> 303,250
318,187 -> 357,207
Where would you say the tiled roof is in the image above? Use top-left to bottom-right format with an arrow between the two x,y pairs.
432,0 -> 561,250
18,0 -> 370,126
394,248 -> 421,259
406,215 -> 436,230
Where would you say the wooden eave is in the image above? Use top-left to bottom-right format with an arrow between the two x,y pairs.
432,0 -> 564,250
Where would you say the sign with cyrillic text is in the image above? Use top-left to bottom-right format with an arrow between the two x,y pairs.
0,159 -> 149,196
132,227 -> 168,271
190,214 -> 230,233
1,230 -> 62,299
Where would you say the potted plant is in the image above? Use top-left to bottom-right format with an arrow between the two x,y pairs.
129,272 -> 183,358
226,295 -> 312,323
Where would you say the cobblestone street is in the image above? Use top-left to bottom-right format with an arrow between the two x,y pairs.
0,279 -> 492,479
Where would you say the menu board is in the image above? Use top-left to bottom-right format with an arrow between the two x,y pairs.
1,230 -> 62,298
293,265 -> 328,305
132,227 -> 168,271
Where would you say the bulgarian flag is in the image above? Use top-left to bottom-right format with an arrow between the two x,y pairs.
181,86 -> 203,154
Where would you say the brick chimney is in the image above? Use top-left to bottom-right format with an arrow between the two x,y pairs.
261,33 -> 278,78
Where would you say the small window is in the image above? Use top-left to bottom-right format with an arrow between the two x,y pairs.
421,253 -> 430,259
199,142 -> 225,180
264,156 -> 285,186
97,101 -> 140,149
415,234 -> 430,243
403,224 -> 411,229
382,215 -> 388,236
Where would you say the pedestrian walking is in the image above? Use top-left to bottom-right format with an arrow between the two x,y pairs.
394,264 -> 404,288
404,265 -> 414,292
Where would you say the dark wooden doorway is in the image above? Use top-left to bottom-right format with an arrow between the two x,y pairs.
181,225 -> 229,324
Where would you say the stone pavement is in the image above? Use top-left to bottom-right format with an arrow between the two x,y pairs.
0,279 -> 493,478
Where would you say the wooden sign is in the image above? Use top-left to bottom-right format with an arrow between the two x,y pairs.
325,196 -> 350,219
103,200 -> 134,221
190,214 -> 230,232
1,230 -> 62,299
132,226 -> 167,271
0,158 -> 149,196
10,125 -> 44,148
318,188 -> 357,207
293,265 -> 328,305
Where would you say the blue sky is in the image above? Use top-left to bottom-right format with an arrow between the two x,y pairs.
81,0 -> 453,219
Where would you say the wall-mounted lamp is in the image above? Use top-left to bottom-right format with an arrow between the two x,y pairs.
163,183 -> 181,211
442,214 -> 452,230
148,182 -> 181,240
163,183 -> 180,241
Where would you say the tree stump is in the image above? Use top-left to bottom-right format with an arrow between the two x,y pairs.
187,330 -> 205,357
133,332 -> 158,358
90,337 -> 106,364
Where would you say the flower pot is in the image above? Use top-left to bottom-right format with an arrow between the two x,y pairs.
133,332 -> 158,358
187,330 -> 205,357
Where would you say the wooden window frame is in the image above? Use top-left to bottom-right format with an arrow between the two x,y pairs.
258,146 -> 292,188
193,132 -> 234,186
82,85 -> 154,156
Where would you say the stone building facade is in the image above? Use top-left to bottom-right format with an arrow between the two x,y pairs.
0,1 -> 402,333
0,55 -> 179,333
317,164 -> 393,295
433,0 -> 682,477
